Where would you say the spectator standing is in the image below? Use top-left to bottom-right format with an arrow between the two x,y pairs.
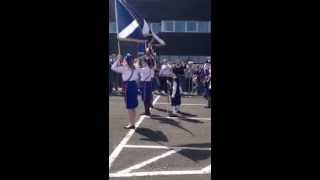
172,62 -> 185,93
158,61 -> 172,94
184,64 -> 193,93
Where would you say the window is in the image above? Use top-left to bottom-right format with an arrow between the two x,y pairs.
198,21 -> 210,33
162,21 -> 174,32
186,21 -> 197,32
171,56 -> 179,61
151,23 -> 161,33
159,20 -> 212,33
109,22 -> 116,33
160,56 -> 168,63
174,21 -> 186,32
159,55 -> 210,64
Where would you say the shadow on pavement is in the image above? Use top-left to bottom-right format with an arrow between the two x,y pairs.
173,142 -> 211,148
135,127 -> 169,142
153,107 -> 198,117
150,116 -> 194,136
150,114 -> 203,124
173,143 -> 211,162
152,107 -> 172,114
177,117 -> 204,124
177,111 -> 198,117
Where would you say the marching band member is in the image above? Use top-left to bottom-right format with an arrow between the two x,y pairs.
111,53 -> 139,129
168,72 -> 182,116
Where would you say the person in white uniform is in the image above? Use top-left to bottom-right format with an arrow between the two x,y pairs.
159,61 -> 172,95
138,47 -> 156,116
111,53 -> 140,129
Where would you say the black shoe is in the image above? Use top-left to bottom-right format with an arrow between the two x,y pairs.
204,106 -> 211,108
124,125 -> 135,129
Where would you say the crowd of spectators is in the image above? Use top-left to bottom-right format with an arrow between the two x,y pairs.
108,55 -> 213,98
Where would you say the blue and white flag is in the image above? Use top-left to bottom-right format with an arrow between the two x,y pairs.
137,43 -> 146,56
115,0 -> 165,46
148,32 -> 166,47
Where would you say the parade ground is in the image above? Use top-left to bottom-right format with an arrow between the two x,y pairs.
109,94 -> 211,180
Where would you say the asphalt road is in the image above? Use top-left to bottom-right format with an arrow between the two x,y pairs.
109,95 -> 211,180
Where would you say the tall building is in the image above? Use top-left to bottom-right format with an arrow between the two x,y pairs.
109,0 -> 211,63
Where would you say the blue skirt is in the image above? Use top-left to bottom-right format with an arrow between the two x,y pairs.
123,81 -> 138,109
141,81 -> 153,104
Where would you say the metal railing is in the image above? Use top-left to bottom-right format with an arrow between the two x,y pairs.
109,73 -> 209,97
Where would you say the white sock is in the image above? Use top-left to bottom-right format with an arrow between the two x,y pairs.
172,106 -> 177,114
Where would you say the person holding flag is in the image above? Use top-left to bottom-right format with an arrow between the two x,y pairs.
111,54 -> 139,129
138,46 -> 156,116
112,0 -> 166,127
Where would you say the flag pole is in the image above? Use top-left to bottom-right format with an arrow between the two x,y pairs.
166,80 -> 171,115
117,41 -> 121,55
115,0 -> 121,55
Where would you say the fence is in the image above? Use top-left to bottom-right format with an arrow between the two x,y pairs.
108,59 -> 211,97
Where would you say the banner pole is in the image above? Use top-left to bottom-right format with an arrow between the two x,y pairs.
117,40 -> 121,55
115,0 -> 121,55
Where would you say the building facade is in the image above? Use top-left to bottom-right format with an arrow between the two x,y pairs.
109,0 -> 212,63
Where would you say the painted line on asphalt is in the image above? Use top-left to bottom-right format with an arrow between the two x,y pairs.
116,149 -> 177,174
124,144 -> 211,151
166,116 -> 211,121
202,164 -> 211,173
157,102 -> 207,106
109,95 -> 161,170
110,170 -> 210,177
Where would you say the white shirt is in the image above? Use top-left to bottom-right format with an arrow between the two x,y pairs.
111,61 -> 140,81
159,64 -> 172,77
139,66 -> 155,82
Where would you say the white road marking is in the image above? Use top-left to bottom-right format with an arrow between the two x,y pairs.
110,170 -> 210,177
157,102 -> 207,106
202,164 -> 211,173
152,95 -> 161,106
109,95 -> 161,170
166,117 -> 211,121
116,149 -> 177,174
109,95 -> 211,177
124,144 -> 211,151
